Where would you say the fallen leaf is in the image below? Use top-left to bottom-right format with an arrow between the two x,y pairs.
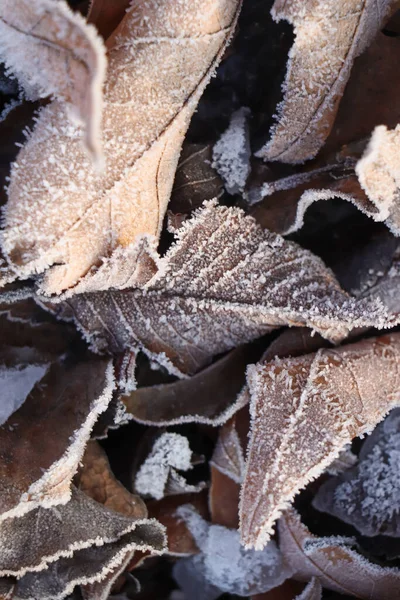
0,355 -> 114,521
313,407 -> 400,537
209,467 -> 241,530
0,0 -> 106,159
173,504 -> 294,598
240,333 -> 400,550
257,0 -> 394,163
77,440 -> 147,519
122,343 -> 261,427
87,0 -> 131,41
133,433 -> 205,501
294,578 -> 322,600
325,444 -> 358,477
278,508 -> 400,599
251,579 -> 305,600
61,202 -> 397,376
80,547 -> 135,600
1,0 -> 242,295
210,416 -> 245,484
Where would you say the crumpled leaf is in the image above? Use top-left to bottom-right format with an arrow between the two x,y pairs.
0,0 -> 106,160
356,125 -> 400,235
0,355 -> 114,521
80,547 -> 135,600
122,343 -> 261,426
294,578 -> 322,600
77,440 -> 146,519
313,408 -> 400,537
133,433 -> 205,501
240,333 -> 400,550
213,107 -> 251,194
60,202 -> 397,376
173,505 -> 294,599
1,0 -> 242,296
278,508 -> 400,599
257,0 -> 394,164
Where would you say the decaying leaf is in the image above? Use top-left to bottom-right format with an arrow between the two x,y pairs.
213,107 -> 251,194
294,578 -> 322,600
173,504 -> 293,599
77,440 -> 146,519
0,0 -> 106,159
122,343 -> 260,426
0,356 -> 114,521
134,433 -> 205,501
257,0 -> 394,163
278,508 -> 400,599
240,333 -> 400,550
356,125 -> 400,235
61,202 -> 397,376
314,408 -> 400,537
1,0 -> 242,296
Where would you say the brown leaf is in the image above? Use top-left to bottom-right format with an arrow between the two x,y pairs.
87,0 -> 131,41
1,0 -> 242,296
80,547 -> 135,600
77,440 -> 147,519
209,467 -> 241,530
257,0 -> 394,163
251,579 -> 305,600
0,356 -> 114,521
278,508 -> 400,599
240,333 -> 400,549
122,344 -> 260,426
60,202 -> 397,376
210,416 -> 245,484
0,0 -> 106,160
294,578 -> 322,600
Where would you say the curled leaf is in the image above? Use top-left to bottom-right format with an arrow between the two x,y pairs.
1,0 -> 242,295
294,578 -> 322,600
0,0 -> 106,159
240,333 -> 400,549
257,0 -> 394,163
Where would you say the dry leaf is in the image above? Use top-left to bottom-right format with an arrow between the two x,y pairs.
87,0 -> 131,41
133,433 -> 205,501
209,467 -> 241,530
210,417 -> 245,484
122,343 -> 260,427
1,0 -> 242,296
173,504 -> 293,599
80,547 -> 135,600
325,444 -> 358,476
61,202 -> 397,376
240,333 -> 400,550
0,356 -> 114,521
0,0 -> 106,159
294,578 -> 322,600
77,440 -> 146,519
257,0 -> 394,163
313,408 -> 400,537
278,508 -> 400,599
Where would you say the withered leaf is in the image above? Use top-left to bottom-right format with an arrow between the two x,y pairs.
122,344 -> 260,427
62,202 -> 397,376
279,508 -> 400,599
294,578 -> 322,600
80,547 -> 135,600
257,0 -> 394,163
240,333 -> 400,550
209,466 -> 241,530
0,356 -> 114,521
133,433 -> 205,500
0,0 -> 106,159
87,0 -> 131,41
313,408 -> 400,537
210,416 -> 245,484
356,125 -> 400,235
1,0 -> 242,296
77,440 -> 146,519
174,504 -> 293,598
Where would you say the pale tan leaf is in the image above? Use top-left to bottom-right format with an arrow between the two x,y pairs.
0,356 -> 114,522
77,440 -> 147,519
279,508 -> 400,599
240,333 -> 400,550
61,202 -> 397,375
1,0 -> 242,296
257,0 -> 394,163
356,124 -> 400,235
0,0 -> 106,160
294,578 -> 322,600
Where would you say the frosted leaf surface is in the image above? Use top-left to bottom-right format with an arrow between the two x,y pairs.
210,418 -> 245,484
62,202 -> 397,376
325,444 -> 358,476
212,107 -> 251,194
278,508 -> 400,599
257,0 -> 394,163
0,363 -> 48,426
294,578 -> 322,600
134,433 -> 204,500
356,125 -> 400,235
0,0 -> 106,160
0,357 -> 114,522
313,408 -> 400,536
240,333 -> 400,550
1,0 -> 242,295
173,505 -> 293,598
